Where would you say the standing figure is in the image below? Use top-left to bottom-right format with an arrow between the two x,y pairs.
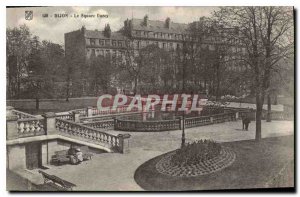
242,116 -> 251,131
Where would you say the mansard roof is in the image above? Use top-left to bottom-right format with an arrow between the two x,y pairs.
130,18 -> 190,34
85,30 -> 127,40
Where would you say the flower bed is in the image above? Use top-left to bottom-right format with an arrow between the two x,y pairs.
171,140 -> 221,166
155,140 -> 236,177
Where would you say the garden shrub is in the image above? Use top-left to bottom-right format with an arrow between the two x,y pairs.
171,139 -> 221,166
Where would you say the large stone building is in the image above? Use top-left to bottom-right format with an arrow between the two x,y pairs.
65,15 -> 247,97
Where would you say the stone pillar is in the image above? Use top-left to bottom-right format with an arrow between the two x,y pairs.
41,142 -> 48,165
7,145 -> 26,170
86,106 -> 93,117
118,134 -> 131,154
42,112 -> 57,135
72,111 -> 80,123
6,114 -> 19,140
6,106 -> 15,116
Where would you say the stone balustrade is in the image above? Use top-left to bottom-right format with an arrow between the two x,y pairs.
70,108 -> 87,117
55,118 -> 124,152
237,109 -> 293,121
114,119 -> 180,132
12,109 -> 36,119
91,105 -> 140,116
79,111 -> 145,123
115,111 -> 236,132
269,111 -> 293,121
17,117 -> 45,138
82,120 -> 114,130
55,114 -> 74,121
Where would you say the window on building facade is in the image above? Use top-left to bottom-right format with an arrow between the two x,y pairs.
118,41 -> 122,47
137,41 -> 140,48
162,43 -> 166,48
105,50 -> 110,56
105,40 -> 110,46
146,41 -> 149,45
91,49 -> 96,56
112,40 -> 117,46
90,38 -> 96,45
169,43 -> 173,48
100,40 -> 104,46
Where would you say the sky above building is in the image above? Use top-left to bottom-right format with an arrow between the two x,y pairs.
6,6 -> 217,45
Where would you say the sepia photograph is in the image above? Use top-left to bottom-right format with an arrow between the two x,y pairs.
5,6 -> 294,191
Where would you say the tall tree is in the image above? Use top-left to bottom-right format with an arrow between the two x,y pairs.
215,7 -> 294,140
6,25 -> 32,98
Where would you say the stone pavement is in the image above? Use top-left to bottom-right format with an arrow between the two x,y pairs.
43,120 -> 294,191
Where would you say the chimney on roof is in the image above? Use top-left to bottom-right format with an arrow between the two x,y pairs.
143,15 -> 148,26
104,24 -> 111,38
165,17 -> 171,29
81,25 -> 86,33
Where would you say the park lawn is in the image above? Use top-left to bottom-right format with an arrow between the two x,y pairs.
134,135 -> 294,191
7,97 -> 99,115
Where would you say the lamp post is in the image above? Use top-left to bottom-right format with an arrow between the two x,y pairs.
181,42 -> 188,148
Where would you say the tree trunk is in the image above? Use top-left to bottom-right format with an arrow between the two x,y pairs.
255,92 -> 263,141
266,94 -> 271,122
273,93 -> 278,105
17,78 -> 20,99
66,83 -> 69,101
133,77 -> 138,95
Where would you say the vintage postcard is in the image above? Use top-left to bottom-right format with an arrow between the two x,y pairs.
6,6 -> 294,191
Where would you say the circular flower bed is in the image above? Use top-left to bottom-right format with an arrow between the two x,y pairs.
156,140 -> 236,177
